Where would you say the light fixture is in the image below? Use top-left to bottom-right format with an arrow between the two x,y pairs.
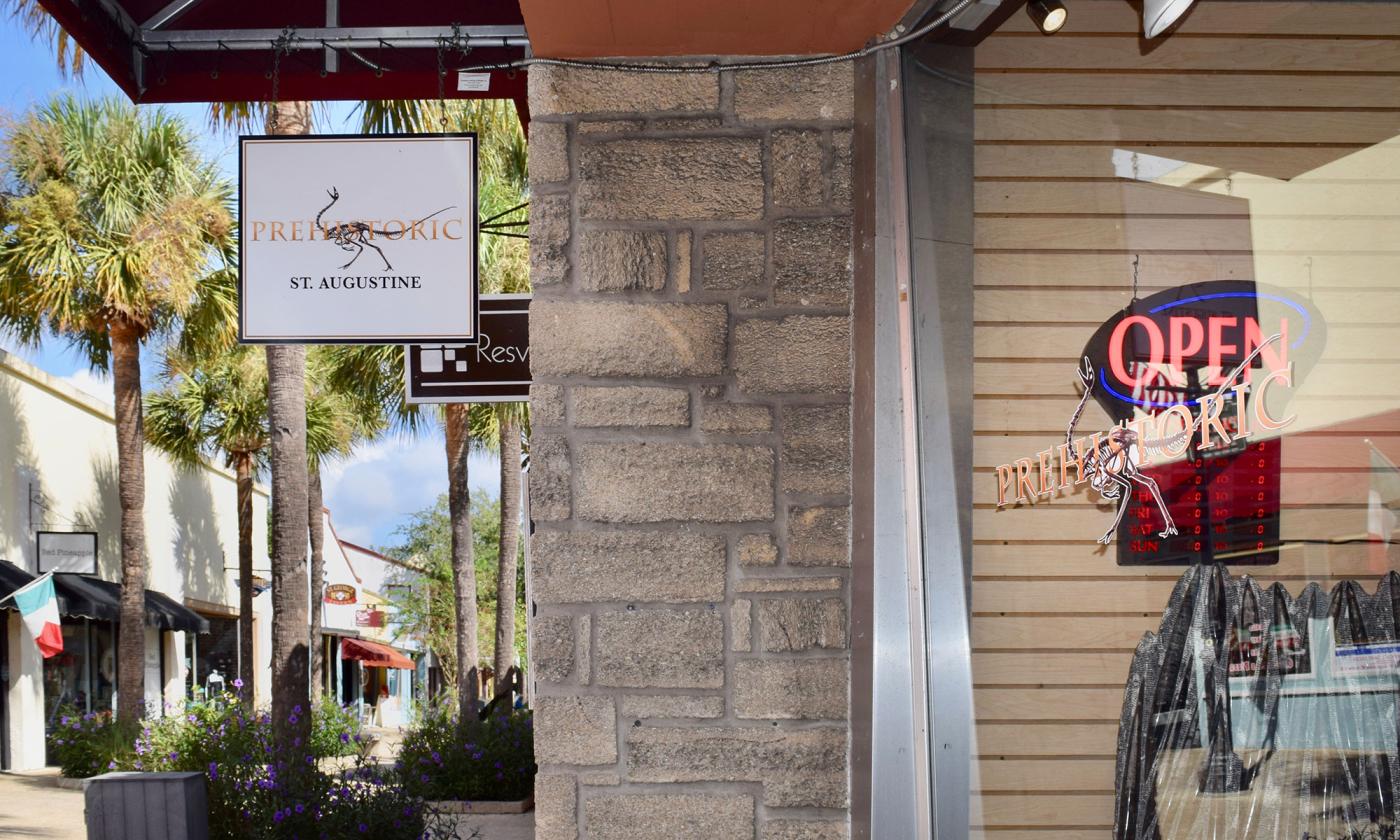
1143,0 -> 1196,38
1027,0 -> 1068,34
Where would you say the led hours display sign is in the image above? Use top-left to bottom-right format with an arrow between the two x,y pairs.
993,281 -> 1326,563
238,133 -> 479,344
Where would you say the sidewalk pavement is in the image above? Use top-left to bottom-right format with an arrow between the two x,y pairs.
0,768 -> 87,839
0,767 -> 535,840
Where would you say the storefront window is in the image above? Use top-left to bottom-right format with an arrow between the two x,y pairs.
949,2 -> 1400,836
187,616 -> 237,698
41,620 -> 115,722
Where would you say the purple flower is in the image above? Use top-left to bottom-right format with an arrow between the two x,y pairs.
208,763 -> 218,780
232,678 -> 243,689
273,810 -> 286,822
358,824 -> 368,833
295,803 -> 305,814
339,732 -> 350,744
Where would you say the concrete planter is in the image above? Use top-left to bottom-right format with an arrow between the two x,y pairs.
56,774 -> 93,791
428,795 -> 534,814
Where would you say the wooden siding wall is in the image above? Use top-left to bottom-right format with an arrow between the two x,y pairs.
969,2 -> 1400,836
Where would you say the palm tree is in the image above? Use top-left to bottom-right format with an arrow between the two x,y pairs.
465,404 -> 529,681
304,346 -> 384,697
0,96 -> 235,721
145,346 -> 267,704
329,97 -> 528,718
262,100 -> 314,750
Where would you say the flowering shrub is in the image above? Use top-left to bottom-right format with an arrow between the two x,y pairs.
397,703 -> 535,802
308,694 -> 362,759
49,691 -> 454,840
46,709 -> 137,778
137,696 -> 455,840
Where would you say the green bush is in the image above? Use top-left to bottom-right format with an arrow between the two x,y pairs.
137,695 -> 456,840
46,708 -> 137,778
308,694 -> 362,759
397,703 -> 535,802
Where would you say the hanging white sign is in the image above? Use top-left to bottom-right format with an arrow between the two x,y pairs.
37,530 -> 98,574
238,133 -> 479,344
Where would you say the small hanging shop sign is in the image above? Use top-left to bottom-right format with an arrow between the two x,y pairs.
355,608 -> 386,628
238,133 -> 479,344
405,294 -> 530,404
37,531 -> 98,574
324,583 -> 357,605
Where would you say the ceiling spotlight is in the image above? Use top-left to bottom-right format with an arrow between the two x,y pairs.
1027,0 -> 1068,34
1143,0 -> 1196,37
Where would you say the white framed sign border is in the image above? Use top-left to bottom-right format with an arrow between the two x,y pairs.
237,132 -> 480,345
37,530 -> 99,575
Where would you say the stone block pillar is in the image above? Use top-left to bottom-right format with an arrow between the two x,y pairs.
527,63 -> 855,840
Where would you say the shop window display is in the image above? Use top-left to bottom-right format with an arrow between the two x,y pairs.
965,2 -> 1400,835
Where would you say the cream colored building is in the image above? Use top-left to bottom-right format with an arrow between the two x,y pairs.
0,348 -> 273,771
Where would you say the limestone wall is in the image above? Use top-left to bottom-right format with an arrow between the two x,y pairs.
527,63 -> 856,840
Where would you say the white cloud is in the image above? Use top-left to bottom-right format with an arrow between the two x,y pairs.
322,429 -> 499,550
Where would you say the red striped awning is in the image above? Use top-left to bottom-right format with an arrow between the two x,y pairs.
340,637 -> 414,670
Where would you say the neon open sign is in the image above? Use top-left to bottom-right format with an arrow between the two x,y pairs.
1082,280 -> 1324,423
994,280 -> 1326,554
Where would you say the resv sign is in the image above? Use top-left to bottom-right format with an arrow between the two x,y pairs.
405,295 -> 530,404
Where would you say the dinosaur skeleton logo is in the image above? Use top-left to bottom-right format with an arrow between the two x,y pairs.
1067,333 -> 1282,544
315,187 -> 456,271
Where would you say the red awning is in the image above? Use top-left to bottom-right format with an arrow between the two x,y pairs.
341,637 -> 415,670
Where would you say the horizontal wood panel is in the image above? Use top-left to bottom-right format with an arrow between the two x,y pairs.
975,652 -> 1136,684
974,615 -> 1158,649
976,108 -> 1400,145
974,505 -> 1370,544
975,180 -> 1400,216
976,36 -> 1400,72
977,721 -> 1121,754
977,758 -> 1118,791
975,688 -> 1127,720
972,831 -> 1110,840
991,0 -> 1400,35
974,286 -> 1399,323
975,144 -> 1389,181
975,73 -> 1400,108
975,793 -> 1117,827
974,363 -> 1400,399
974,325 -> 1400,361
976,217 -> 1400,255
972,540 -> 1400,578
972,574 -> 1361,613
976,468 -> 1394,509
973,432 -> 1400,470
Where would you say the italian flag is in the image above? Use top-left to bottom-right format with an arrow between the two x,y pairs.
12,573 -> 62,658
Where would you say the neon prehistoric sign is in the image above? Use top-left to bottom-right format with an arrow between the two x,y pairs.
994,281 -> 1326,546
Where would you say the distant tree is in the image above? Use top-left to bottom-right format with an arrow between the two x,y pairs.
329,98 -> 528,719
381,491 -> 523,692
0,96 -> 235,721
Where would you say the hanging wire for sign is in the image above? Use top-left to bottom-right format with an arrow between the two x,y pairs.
480,201 -> 528,239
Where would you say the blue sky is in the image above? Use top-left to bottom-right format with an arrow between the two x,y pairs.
0,21 -> 498,549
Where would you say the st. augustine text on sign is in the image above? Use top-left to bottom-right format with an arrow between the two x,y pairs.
238,133 -> 479,344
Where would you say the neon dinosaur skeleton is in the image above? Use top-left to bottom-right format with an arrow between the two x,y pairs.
1068,333 -> 1282,545
315,187 -> 456,271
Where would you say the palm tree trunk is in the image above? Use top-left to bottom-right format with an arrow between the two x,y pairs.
109,319 -> 148,723
265,101 -> 313,749
493,417 -> 521,681
267,343 -> 310,747
444,402 -> 478,719
308,460 -> 325,697
235,451 -> 255,707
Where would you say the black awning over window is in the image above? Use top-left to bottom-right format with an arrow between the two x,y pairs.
0,564 -> 208,633
0,561 -> 36,608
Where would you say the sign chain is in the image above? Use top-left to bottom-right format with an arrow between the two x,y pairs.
269,26 -> 296,131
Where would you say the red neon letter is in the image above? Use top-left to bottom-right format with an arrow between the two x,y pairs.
1207,317 -> 1238,385
1170,317 -> 1204,374
1109,316 -> 1163,389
